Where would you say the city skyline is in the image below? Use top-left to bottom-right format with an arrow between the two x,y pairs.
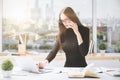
3,0 -> 120,23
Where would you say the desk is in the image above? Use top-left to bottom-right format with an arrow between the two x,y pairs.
0,67 -> 120,80
0,55 -> 120,80
0,53 -> 120,68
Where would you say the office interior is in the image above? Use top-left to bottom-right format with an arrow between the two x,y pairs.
0,0 -> 120,80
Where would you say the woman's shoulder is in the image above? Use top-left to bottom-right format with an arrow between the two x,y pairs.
83,26 -> 89,30
78,26 -> 89,32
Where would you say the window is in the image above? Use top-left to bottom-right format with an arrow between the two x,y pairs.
1,0 -> 119,54
96,0 -> 120,53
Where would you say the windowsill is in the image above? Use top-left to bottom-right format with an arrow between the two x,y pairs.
86,53 -> 120,60
0,52 -> 120,60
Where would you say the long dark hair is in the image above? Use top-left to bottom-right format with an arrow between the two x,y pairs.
57,7 -> 84,49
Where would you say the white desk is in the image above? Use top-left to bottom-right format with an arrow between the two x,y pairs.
0,67 -> 120,80
0,55 -> 120,80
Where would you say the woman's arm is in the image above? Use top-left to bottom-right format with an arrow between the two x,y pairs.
38,40 -> 60,69
67,21 -> 83,45
73,26 -> 89,56
75,31 -> 83,45
78,27 -> 89,56
45,40 -> 60,62
67,21 -> 89,56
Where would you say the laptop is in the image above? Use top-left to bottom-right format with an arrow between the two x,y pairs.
15,56 -> 52,73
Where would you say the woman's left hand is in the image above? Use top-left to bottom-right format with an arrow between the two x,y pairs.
68,21 -> 83,45
68,21 -> 79,35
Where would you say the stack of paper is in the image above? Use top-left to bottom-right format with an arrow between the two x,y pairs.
67,63 -> 99,78
68,71 -> 99,78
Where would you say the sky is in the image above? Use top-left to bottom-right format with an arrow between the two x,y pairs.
2,0 -> 120,22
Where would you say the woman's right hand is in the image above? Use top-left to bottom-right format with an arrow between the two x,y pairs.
37,60 -> 49,69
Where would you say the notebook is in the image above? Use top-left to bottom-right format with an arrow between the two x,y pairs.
15,56 -> 52,73
68,63 -> 99,78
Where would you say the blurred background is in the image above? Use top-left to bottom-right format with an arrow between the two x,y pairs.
1,0 -> 120,54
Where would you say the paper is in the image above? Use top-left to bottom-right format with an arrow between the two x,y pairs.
106,70 -> 120,77
68,63 -> 99,78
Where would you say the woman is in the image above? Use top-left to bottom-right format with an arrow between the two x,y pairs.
38,7 -> 89,68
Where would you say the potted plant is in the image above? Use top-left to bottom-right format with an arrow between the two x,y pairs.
1,59 -> 14,78
99,43 -> 106,55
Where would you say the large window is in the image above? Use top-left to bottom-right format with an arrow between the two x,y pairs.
2,0 -> 120,54
2,0 -> 92,54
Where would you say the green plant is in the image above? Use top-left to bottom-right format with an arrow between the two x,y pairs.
39,45 -> 52,49
99,43 -> 106,50
1,59 -> 14,71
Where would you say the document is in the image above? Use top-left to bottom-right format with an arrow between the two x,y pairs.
67,63 -> 99,78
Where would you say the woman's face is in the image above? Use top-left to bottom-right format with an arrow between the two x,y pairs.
60,13 -> 72,28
